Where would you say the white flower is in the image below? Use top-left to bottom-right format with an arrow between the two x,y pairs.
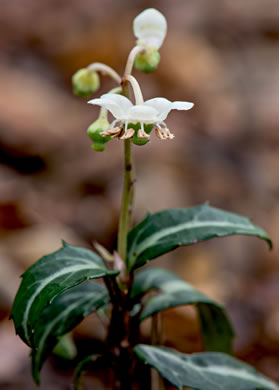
88,94 -> 194,140
133,8 -> 167,50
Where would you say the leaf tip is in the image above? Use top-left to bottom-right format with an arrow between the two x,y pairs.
32,366 -> 40,386
259,230 -> 273,250
267,237 -> 273,250
62,240 -> 69,247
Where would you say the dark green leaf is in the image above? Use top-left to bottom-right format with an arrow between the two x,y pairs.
131,268 -> 233,353
198,303 -> 233,353
31,280 -> 109,384
134,345 -> 279,390
52,332 -> 77,360
11,241 -> 117,347
127,204 -> 272,270
74,355 -> 101,390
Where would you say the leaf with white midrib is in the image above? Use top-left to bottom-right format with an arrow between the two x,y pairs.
134,345 -> 279,390
11,241 -> 117,346
131,268 -> 234,353
31,281 -> 109,384
127,204 -> 272,270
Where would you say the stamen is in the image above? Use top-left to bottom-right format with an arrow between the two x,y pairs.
137,129 -> 150,139
162,125 -> 175,139
161,128 -> 168,139
117,127 -> 125,138
155,127 -> 164,139
110,119 -> 119,130
120,128 -> 135,139
137,122 -> 150,139
165,128 -> 175,139
101,126 -> 122,137
156,122 -> 175,140
154,126 -> 167,140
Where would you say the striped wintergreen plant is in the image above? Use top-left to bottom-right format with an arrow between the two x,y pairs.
11,7 -> 278,390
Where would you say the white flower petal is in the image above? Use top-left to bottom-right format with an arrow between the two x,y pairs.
145,97 -> 180,121
89,91 -> 194,133
127,105 -> 157,123
155,100 -> 194,121
88,98 -> 125,119
100,93 -> 133,110
88,94 -> 134,119
144,97 -> 172,118
133,8 -> 167,49
172,101 -> 194,111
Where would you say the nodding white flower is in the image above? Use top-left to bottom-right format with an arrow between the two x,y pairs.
88,94 -> 194,140
133,8 -> 167,50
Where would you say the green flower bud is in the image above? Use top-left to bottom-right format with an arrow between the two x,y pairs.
134,49 -> 160,73
87,117 -> 111,152
72,68 -> 100,97
131,124 -> 153,146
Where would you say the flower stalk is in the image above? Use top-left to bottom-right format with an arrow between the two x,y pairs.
87,62 -> 121,84
125,75 -> 144,105
124,46 -> 145,77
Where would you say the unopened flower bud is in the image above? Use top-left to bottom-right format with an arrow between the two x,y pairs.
133,8 -> 167,50
87,117 -> 111,152
72,68 -> 100,97
134,48 -> 160,73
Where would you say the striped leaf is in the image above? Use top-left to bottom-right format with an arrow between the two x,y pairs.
52,332 -> 77,360
134,345 -> 279,390
31,281 -> 109,384
11,241 -> 117,347
131,268 -> 234,353
127,204 -> 272,270
74,355 -> 101,390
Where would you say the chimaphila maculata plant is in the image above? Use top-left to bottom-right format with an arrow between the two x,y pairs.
11,8 -> 279,390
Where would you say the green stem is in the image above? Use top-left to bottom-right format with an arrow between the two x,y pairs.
117,77 -> 135,271
117,138 -> 135,266
151,313 -> 164,390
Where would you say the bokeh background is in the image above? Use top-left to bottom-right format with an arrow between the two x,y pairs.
1,0 -> 279,388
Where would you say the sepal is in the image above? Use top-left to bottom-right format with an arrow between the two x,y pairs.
134,49 -> 160,73
87,118 -> 111,151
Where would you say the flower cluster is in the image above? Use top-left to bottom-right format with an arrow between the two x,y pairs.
73,8 -> 194,148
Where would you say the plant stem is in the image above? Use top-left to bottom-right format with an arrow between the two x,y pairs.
151,313 -> 164,390
111,50 -> 139,390
117,73 -> 135,270
117,138 -> 135,266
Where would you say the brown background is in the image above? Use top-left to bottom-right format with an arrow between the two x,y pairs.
1,0 -> 279,388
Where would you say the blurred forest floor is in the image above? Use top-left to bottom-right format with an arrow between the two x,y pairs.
1,0 -> 279,388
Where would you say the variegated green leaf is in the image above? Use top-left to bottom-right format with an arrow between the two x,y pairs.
131,268 -> 233,353
11,241 -> 117,347
31,280 -> 109,384
134,345 -> 279,390
74,355 -> 101,390
52,332 -> 77,360
127,204 -> 272,270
